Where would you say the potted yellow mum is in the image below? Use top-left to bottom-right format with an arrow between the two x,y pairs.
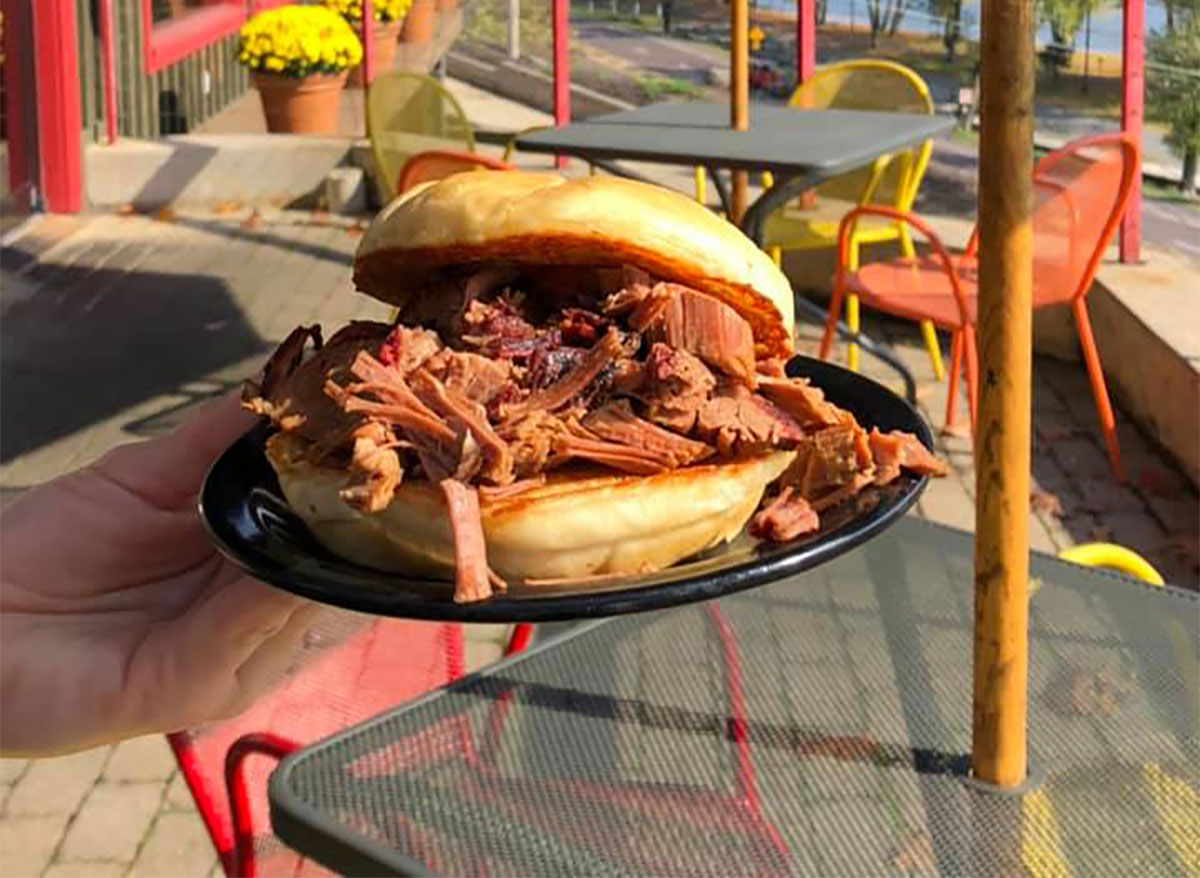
324,0 -> 413,88
238,6 -> 363,134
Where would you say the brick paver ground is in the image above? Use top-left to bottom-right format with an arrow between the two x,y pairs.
2,155 -> 1196,878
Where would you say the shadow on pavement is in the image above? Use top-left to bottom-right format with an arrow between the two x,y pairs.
1,264 -> 270,463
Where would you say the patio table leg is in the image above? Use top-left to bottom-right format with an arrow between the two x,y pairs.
705,166 -> 732,217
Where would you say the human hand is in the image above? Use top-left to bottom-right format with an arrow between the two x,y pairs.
1,394 -> 318,756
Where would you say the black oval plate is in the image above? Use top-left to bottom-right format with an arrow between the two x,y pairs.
200,356 -> 932,622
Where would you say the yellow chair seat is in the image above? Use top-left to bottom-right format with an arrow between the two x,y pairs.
763,199 -> 906,252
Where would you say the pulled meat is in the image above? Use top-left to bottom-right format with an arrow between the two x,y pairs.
783,423 -> 876,502
615,283 -> 755,383
583,400 -> 712,467
869,428 -> 948,484
639,344 -> 716,433
341,422 -> 404,513
245,263 -> 947,602
750,489 -> 819,541
378,325 -> 441,374
504,327 -> 624,417
440,479 -> 498,603
553,420 -> 672,475
757,376 -> 847,430
695,384 -> 806,456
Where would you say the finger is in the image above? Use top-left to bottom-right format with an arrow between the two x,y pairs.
95,391 -> 255,510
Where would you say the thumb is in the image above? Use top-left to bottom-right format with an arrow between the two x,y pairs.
95,392 -> 255,510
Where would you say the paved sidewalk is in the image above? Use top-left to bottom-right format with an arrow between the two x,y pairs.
1,178 -> 1195,878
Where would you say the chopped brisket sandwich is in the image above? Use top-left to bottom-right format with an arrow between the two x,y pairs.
243,171 -> 945,603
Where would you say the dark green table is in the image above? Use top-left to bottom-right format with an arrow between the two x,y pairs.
269,517 -> 1199,876
516,103 -> 955,402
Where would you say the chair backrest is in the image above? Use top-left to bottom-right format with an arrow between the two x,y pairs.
787,60 -> 934,208
367,73 -> 475,198
397,150 -> 514,194
169,616 -> 462,876
1029,132 -> 1139,306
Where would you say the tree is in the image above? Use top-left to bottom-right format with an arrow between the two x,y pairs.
927,0 -> 965,60
1164,0 -> 1200,33
1037,0 -> 1109,48
866,0 -> 908,45
1147,20 -> 1200,193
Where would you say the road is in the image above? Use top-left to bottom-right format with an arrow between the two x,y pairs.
575,20 -> 1200,266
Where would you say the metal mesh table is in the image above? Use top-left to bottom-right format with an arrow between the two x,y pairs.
270,518 -> 1199,876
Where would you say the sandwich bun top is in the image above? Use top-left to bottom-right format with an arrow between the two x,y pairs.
353,171 -> 795,359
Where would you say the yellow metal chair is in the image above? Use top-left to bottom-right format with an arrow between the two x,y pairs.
761,60 -> 944,378
367,72 -> 475,198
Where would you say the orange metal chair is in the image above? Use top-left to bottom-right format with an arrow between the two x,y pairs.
168,618 -> 463,876
820,132 -> 1139,479
396,150 -> 515,194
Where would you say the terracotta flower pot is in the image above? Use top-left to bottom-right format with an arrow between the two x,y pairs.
253,71 -> 347,134
400,0 -> 436,45
347,19 -> 404,87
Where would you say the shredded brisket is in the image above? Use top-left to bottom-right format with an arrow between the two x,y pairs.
245,263 -> 948,601
749,489 -> 819,541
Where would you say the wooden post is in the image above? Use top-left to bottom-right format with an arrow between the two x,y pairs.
972,0 -> 1034,789
731,0 -> 749,222
1119,0 -> 1143,263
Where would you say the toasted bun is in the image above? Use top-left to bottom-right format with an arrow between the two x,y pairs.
354,171 -> 795,359
267,433 -> 793,584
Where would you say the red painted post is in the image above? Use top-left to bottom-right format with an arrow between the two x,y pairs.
98,0 -> 119,144
31,0 -> 83,212
362,0 -> 375,86
552,0 -> 570,169
1119,0 -> 1143,263
796,0 -> 815,83
1,0 -> 33,210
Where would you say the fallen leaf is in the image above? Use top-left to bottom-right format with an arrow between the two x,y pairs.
116,203 -> 136,216
241,209 -> 264,230
152,207 -> 177,223
1030,488 -> 1065,517
1137,465 -> 1178,497
309,209 -> 332,226
210,200 -> 243,214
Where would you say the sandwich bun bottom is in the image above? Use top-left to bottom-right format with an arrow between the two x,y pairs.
266,433 -> 794,585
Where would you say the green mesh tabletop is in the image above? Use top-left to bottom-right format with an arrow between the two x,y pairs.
269,518 -> 1199,877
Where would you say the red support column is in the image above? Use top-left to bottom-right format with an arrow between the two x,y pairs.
31,0 -> 83,212
362,0 -> 375,86
796,0 -> 815,83
552,0 -> 570,169
1120,0 -> 1143,263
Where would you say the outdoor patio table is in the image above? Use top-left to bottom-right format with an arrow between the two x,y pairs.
515,103 -> 955,400
269,517 -> 1199,876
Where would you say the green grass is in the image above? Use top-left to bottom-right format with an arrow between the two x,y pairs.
635,75 -> 704,102
1143,179 -> 1200,206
